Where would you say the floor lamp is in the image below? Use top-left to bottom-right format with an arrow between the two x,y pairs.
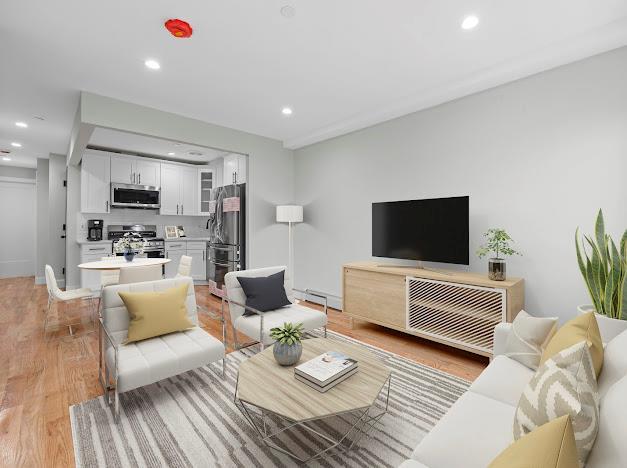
276,205 -> 303,281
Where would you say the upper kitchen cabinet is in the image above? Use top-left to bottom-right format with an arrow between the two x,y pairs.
198,168 -> 214,215
111,154 -> 161,186
160,162 -> 198,216
223,154 -> 247,185
81,151 -> 111,213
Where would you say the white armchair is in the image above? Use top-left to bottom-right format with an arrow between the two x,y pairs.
99,277 -> 226,421
223,266 -> 328,351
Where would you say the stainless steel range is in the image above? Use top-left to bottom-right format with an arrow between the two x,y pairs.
107,224 -> 166,261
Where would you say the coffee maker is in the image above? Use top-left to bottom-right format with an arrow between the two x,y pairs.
87,219 -> 103,241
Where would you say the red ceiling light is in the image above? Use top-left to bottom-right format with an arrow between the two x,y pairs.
165,19 -> 193,38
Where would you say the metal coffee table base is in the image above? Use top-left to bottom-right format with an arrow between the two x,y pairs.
235,375 -> 391,463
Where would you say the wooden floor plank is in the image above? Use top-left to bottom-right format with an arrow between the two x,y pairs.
0,276 -> 487,467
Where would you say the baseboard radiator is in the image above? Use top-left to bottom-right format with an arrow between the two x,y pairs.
406,277 -> 506,355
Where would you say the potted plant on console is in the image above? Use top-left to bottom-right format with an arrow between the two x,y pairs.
576,209 -> 627,341
114,232 -> 146,262
477,228 -> 521,281
270,322 -> 304,366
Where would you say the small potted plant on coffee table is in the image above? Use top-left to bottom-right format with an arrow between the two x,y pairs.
477,228 -> 521,281
270,322 -> 304,366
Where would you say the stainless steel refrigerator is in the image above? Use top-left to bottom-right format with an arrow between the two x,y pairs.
206,183 -> 246,291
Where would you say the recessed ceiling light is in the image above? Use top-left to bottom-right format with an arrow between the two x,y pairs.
167,152 -> 175,156
282,107 -> 293,116
144,59 -> 161,70
11,142 -> 22,148
461,15 -> 479,30
2,157 -> 11,161
15,122 -> 28,128
280,5 -> 295,18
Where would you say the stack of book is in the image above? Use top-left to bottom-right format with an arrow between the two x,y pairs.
294,351 -> 358,393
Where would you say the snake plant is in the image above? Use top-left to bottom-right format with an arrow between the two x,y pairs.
270,322 -> 304,345
575,209 -> 627,320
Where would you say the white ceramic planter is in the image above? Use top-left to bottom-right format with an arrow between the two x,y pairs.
577,304 -> 627,343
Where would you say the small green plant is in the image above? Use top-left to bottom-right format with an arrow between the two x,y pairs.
270,322 -> 304,345
476,228 -> 522,259
576,209 -> 627,320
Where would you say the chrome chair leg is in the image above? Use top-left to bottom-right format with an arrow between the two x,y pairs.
324,325 -> 328,338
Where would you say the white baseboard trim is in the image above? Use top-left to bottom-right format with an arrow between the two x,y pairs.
294,290 -> 342,311
35,276 -> 46,285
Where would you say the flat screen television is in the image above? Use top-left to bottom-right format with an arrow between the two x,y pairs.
372,196 -> 469,265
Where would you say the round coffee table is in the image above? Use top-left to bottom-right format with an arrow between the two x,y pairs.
234,337 -> 391,462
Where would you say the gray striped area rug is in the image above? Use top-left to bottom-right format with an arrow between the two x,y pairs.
70,330 -> 469,467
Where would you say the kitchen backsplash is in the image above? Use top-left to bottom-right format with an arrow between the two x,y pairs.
78,209 -> 211,239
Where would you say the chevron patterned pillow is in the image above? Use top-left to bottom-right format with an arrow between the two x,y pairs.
513,341 -> 599,466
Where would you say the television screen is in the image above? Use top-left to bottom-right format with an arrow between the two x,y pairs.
372,196 -> 469,265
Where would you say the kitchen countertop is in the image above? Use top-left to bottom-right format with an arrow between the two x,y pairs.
165,237 -> 210,242
77,239 -> 113,245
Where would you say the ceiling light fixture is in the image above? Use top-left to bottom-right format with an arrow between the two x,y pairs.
144,59 -> 161,70
2,157 -> 11,161
15,122 -> 28,128
167,152 -> 175,156
11,142 -> 22,147
282,107 -> 293,116
280,5 -> 296,18
461,15 -> 479,30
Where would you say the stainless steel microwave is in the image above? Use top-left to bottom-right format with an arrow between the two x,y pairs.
111,183 -> 160,209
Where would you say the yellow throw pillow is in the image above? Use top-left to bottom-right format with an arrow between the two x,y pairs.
119,284 -> 194,344
540,312 -> 603,378
489,416 -> 578,468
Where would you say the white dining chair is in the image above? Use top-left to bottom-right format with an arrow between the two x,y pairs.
118,265 -> 162,284
44,264 -> 96,337
176,255 -> 193,277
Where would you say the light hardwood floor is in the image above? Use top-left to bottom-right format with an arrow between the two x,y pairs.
0,276 -> 487,467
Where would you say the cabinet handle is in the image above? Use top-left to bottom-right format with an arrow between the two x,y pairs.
105,200 -> 109,212
138,173 -> 141,184
89,247 -> 106,251
203,251 -> 205,261
176,204 -> 179,215
181,204 -> 184,215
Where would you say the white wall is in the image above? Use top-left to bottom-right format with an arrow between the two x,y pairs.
0,179 -> 35,278
35,158 -> 49,283
293,47 -> 627,322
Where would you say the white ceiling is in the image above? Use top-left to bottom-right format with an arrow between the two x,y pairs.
89,128 -> 231,164
1,0 -> 627,168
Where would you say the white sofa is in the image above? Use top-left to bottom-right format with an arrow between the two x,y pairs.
223,266 -> 328,350
99,277 -> 226,420
400,322 -> 627,468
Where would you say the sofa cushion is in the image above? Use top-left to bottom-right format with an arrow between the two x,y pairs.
503,310 -> 557,370
586,375 -> 627,468
237,270 -> 291,315
489,415 -> 578,468
514,341 -> 599,466
234,303 -> 327,345
411,392 -> 515,468
105,326 -> 225,393
597,328 -> 627,397
540,311 -> 603,378
469,355 -> 534,407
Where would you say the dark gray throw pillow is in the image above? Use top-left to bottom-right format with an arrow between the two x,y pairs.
237,270 -> 291,315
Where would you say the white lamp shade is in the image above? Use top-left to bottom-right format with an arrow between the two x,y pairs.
276,205 -> 303,223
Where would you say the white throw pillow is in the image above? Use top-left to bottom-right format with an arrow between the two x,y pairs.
597,328 -> 627,397
504,310 -> 558,370
514,341 -> 600,466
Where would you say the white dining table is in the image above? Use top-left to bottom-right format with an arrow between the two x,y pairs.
77,257 -> 171,270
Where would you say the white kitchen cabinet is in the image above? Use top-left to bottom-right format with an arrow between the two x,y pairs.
111,154 -> 161,186
79,244 -> 113,291
110,155 -> 134,184
135,159 -> 161,186
165,241 -> 186,278
223,154 -> 247,185
81,151 -> 111,213
198,168 -> 214,215
160,163 -> 198,216
187,249 -> 206,280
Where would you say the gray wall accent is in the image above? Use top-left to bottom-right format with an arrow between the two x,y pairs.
35,159 -> 49,282
0,165 -> 36,179
65,92 -> 295,289
293,46 -> 627,322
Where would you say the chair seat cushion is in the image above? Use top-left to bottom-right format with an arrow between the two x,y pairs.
105,326 -> 224,393
411,391 -> 515,468
469,355 -> 534,407
233,303 -> 327,345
